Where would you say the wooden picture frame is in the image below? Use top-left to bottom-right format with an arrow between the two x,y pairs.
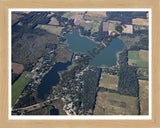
0,0 -> 160,127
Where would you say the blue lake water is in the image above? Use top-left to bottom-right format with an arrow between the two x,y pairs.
37,31 -> 125,100
37,62 -> 71,100
64,31 -> 125,67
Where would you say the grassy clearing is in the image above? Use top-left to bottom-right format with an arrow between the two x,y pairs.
55,47 -> 72,63
108,22 -> 117,32
128,51 -> 140,60
99,73 -> 118,90
62,12 -> 73,19
35,25 -> 64,35
128,59 -> 148,68
80,21 -> 101,32
128,50 -> 148,68
139,80 -> 149,115
91,22 -> 101,33
135,61 -> 148,67
12,71 -> 33,106
80,22 -> 93,31
94,91 -> 138,115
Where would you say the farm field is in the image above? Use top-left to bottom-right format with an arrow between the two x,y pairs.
35,25 -> 64,35
99,73 -> 118,91
139,50 -> 148,61
80,21 -> 93,31
12,63 -> 24,74
47,12 -> 54,17
103,22 -> 109,31
139,80 -> 149,115
128,51 -> 139,59
132,18 -> 148,26
12,71 -> 34,106
108,21 -> 121,34
48,17 -> 59,25
94,91 -> 139,115
73,15 -> 83,25
128,50 -> 148,68
122,25 -> 133,34
108,22 -> 117,32
85,11 -> 107,18
84,12 -> 106,22
80,21 -> 101,33
62,12 -> 74,19
91,22 -> 101,33
12,13 -> 24,25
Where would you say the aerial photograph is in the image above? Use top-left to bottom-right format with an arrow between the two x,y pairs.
11,10 -> 149,116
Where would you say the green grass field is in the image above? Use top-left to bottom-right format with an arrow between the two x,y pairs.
35,25 -> 64,35
91,22 -> 101,33
128,51 -> 148,68
62,12 -> 73,19
12,71 -> 33,106
108,22 -> 117,32
135,61 -> 148,67
128,51 -> 139,60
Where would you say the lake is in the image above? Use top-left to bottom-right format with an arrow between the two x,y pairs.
64,31 -> 126,67
37,62 -> 71,100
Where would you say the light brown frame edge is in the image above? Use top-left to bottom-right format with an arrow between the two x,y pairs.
0,0 -> 160,128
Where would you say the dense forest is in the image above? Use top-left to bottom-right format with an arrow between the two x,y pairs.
129,36 -> 149,50
106,12 -> 148,24
80,67 -> 101,113
118,50 -> 139,97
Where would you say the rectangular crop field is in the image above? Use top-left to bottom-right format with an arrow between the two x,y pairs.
94,91 -> 139,115
99,73 -> 118,91
12,71 -> 33,106
128,51 -> 139,60
139,50 -> 148,61
139,80 -> 149,115
128,50 -> 148,68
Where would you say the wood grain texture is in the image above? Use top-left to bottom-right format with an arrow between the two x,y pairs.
0,0 -> 160,127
